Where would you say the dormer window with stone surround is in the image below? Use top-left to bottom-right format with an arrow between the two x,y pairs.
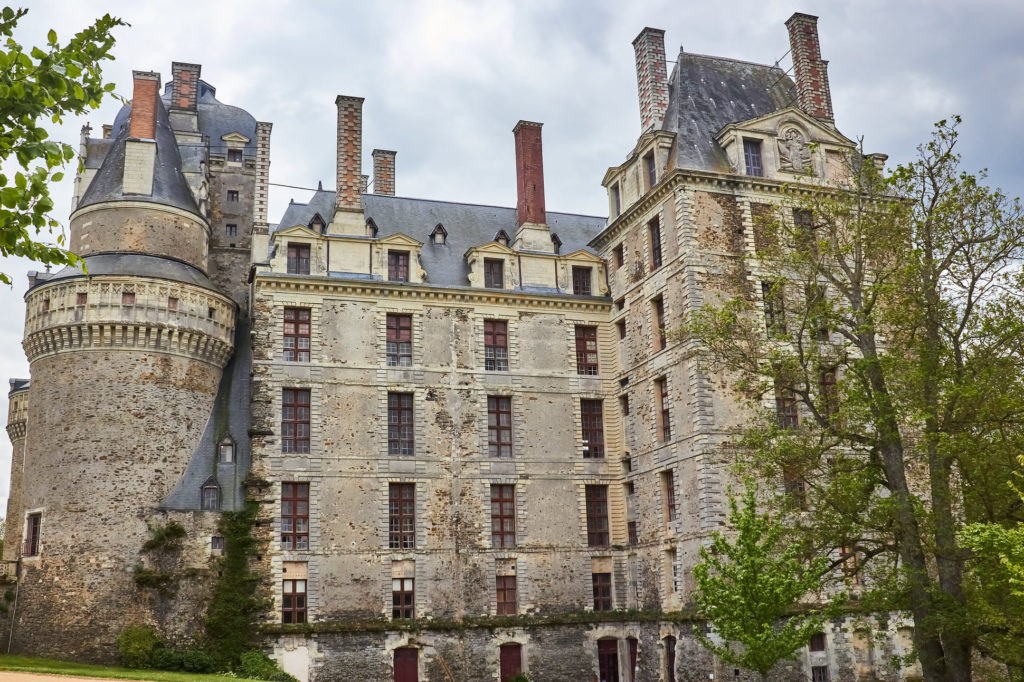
287,244 -> 310,275
219,437 -> 235,463
388,251 -> 410,282
227,148 -> 242,163
572,266 -> 593,296
430,224 -> 447,245
201,479 -> 221,511
743,139 -> 764,177
484,259 -> 504,289
494,230 -> 510,247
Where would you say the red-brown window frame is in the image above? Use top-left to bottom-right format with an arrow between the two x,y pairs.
496,575 -> 518,616
386,313 -> 413,367
24,512 -> 41,557
592,572 -> 612,611
572,266 -> 593,296
484,258 -> 504,288
490,484 -> 516,548
581,399 -> 605,458
388,393 -> 415,456
585,485 -> 610,547
656,378 -> 671,442
484,319 -> 509,371
287,243 -> 310,275
649,217 -> 663,270
282,388 -> 311,453
488,396 -> 513,458
283,308 -> 311,362
575,325 -> 599,375
281,482 -> 309,551
389,483 -> 416,550
388,251 -> 410,282
392,577 -> 414,619
282,578 -> 307,623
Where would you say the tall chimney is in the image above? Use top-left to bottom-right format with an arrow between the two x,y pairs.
513,121 -> 546,228
334,95 -> 365,213
170,62 -> 201,111
633,28 -> 669,132
786,13 -> 834,122
128,70 -> 160,140
372,149 -> 397,196
253,121 -> 273,234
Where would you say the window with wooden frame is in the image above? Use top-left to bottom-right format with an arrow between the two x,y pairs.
281,389 -> 311,453
592,572 -> 613,611
811,666 -> 830,682
484,320 -> 509,371
627,521 -> 638,545
575,325 -> 599,375
287,243 -> 310,275
24,512 -> 41,557
488,396 -> 513,458
389,483 -> 416,550
610,183 -> 621,217
227,189 -> 239,202
227,148 -> 243,163
597,639 -> 619,682
644,151 -> 657,189
774,379 -> 799,429
809,632 -> 827,652
585,485 -> 610,546
762,280 -> 786,336
388,393 -> 415,456
225,223 -> 237,237
499,642 -> 523,682
490,484 -> 516,548
280,482 -> 309,550
386,314 -> 413,367
655,378 -> 671,442
201,481 -> 220,511
661,470 -> 677,522
496,575 -> 518,616
653,295 -> 667,351
484,258 -> 504,288
283,308 -> 311,362
648,217 -> 663,270
392,577 -> 414,619
572,266 -> 593,296
282,579 -> 307,623
664,636 -> 677,682
388,251 -> 410,282
743,139 -> 764,177
580,399 -> 605,458
819,366 -> 838,417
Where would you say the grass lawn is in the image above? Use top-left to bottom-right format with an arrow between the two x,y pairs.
0,654 -> 242,680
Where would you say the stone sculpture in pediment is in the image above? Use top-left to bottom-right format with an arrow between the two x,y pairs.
777,126 -> 813,174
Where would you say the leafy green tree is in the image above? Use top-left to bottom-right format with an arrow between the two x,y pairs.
0,6 -> 125,283
694,484 -> 832,681
690,118 -> 1024,682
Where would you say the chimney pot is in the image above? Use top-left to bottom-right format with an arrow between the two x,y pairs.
372,149 -> 397,196
633,27 -> 669,132
785,13 -> 834,121
513,121 -> 546,228
128,70 -> 161,140
170,62 -> 201,112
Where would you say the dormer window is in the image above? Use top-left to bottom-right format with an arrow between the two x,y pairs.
201,478 -> 221,511
743,139 -> 764,177
643,151 -> 656,189
227,148 -> 243,164
551,233 -> 562,254
484,259 -> 504,289
388,251 -> 410,282
494,230 -> 510,247
430,224 -> 448,246
219,437 -> 235,464
309,213 -> 326,234
287,244 -> 310,275
366,219 -> 379,238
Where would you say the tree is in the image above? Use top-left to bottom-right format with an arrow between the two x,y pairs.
690,118 -> 1024,682
694,484 -> 833,681
0,6 -> 125,284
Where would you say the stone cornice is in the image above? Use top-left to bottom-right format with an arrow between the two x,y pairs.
6,421 -> 26,441
24,322 -> 234,367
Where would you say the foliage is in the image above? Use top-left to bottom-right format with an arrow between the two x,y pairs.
150,647 -> 219,674
237,650 -> 298,682
694,484 -> 833,678
204,501 -> 268,670
0,7 -> 126,283
132,566 -> 177,595
117,624 -> 161,669
142,521 -> 188,551
689,117 -> 1024,682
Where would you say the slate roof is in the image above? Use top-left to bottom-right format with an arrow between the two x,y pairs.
77,93 -> 200,216
275,189 -> 608,289
663,50 -> 798,172
32,253 -> 215,289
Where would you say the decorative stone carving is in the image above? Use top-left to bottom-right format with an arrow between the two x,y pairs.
778,127 -> 813,174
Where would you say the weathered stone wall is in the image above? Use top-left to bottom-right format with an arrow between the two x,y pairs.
3,386 -> 28,563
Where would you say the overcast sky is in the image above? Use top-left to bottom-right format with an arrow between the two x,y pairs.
1,0 -> 1022,512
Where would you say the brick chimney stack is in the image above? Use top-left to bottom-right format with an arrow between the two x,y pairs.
334,95 -> 365,214
633,27 -> 669,132
128,71 -> 160,140
372,149 -> 397,196
513,121 -> 546,228
786,13 -> 834,122
170,62 -> 201,112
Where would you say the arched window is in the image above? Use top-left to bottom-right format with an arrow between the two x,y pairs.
201,477 -> 220,511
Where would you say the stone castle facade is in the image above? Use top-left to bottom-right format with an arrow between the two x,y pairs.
4,13 -> 925,682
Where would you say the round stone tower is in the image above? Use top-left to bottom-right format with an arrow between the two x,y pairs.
6,69 -> 249,660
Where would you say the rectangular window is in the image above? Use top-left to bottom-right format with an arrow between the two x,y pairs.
281,389 -> 311,453
648,217 -> 663,270
167,296 -> 177,311
762,281 -> 786,336
76,292 -> 87,306
662,470 -> 677,522
794,208 -> 814,232
386,314 -> 413,367
627,521 -> 638,545
572,266 -> 593,296
653,296 -> 667,351
775,379 -> 799,429
389,483 -> 416,550
388,251 -> 410,282
667,548 -> 679,592
484,320 -> 509,371
227,190 -> 239,202
225,223 -> 237,237
619,394 -> 630,417
585,485 -> 610,547
280,482 -> 309,551
388,393 -> 415,456
484,258 -> 504,289
598,639 -> 620,682
122,292 -> 135,306
616,319 -> 626,341
783,465 -> 807,509
592,572 -> 613,611
819,366 -> 838,417
282,579 -> 307,623
24,512 -> 41,557
613,244 -> 624,268
227,148 -> 243,163
287,243 -> 310,275
283,308 -> 311,362
392,577 -> 414,619
490,484 -> 516,548
201,485 -> 220,511
743,139 -> 763,177
809,632 -> 827,652
811,666 -> 830,682
611,183 -> 621,217
581,399 -> 605,458
656,378 -> 671,442
575,325 -> 599,375
488,396 -> 513,458
496,575 -> 518,616
644,151 -> 656,189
